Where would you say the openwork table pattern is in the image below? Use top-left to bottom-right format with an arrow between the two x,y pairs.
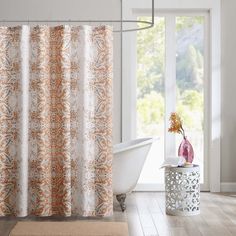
165,165 -> 200,216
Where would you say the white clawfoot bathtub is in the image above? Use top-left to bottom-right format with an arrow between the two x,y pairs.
112,137 -> 155,211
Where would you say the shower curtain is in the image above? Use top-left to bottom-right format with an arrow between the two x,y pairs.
0,25 -> 113,217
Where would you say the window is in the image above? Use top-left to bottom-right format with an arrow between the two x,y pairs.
135,13 -> 209,190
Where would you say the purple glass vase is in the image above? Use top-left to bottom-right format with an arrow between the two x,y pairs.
178,136 -> 194,163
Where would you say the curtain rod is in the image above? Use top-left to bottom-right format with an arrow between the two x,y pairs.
0,0 -> 154,33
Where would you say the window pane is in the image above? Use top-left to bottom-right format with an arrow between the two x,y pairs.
136,17 -> 165,184
176,16 -> 205,183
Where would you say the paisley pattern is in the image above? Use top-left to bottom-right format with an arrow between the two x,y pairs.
0,25 -> 113,217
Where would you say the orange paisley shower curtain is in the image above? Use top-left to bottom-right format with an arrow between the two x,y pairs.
0,25 -> 113,217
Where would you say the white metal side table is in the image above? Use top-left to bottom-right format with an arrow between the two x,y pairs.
165,164 -> 200,216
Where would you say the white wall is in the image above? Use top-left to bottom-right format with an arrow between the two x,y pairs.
221,0 -> 236,183
0,0 -> 122,144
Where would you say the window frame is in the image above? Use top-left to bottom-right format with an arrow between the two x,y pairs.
122,0 -> 221,192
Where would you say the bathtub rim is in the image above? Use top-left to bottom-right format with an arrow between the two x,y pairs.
113,137 -> 159,154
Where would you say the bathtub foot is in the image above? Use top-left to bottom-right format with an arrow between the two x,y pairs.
116,194 -> 126,212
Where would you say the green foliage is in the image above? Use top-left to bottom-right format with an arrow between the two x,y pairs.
176,16 -> 204,32
137,16 -> 204,137
181,90 -> 203,110
177,90 -> 204,131
137,91 -> 164,136
137,17 -> 165,98
177,45 -> 203,92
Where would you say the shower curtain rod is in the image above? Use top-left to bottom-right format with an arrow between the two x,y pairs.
0,0 -> 154,33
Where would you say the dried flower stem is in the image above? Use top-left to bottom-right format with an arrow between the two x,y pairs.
168,112 -> 185,138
